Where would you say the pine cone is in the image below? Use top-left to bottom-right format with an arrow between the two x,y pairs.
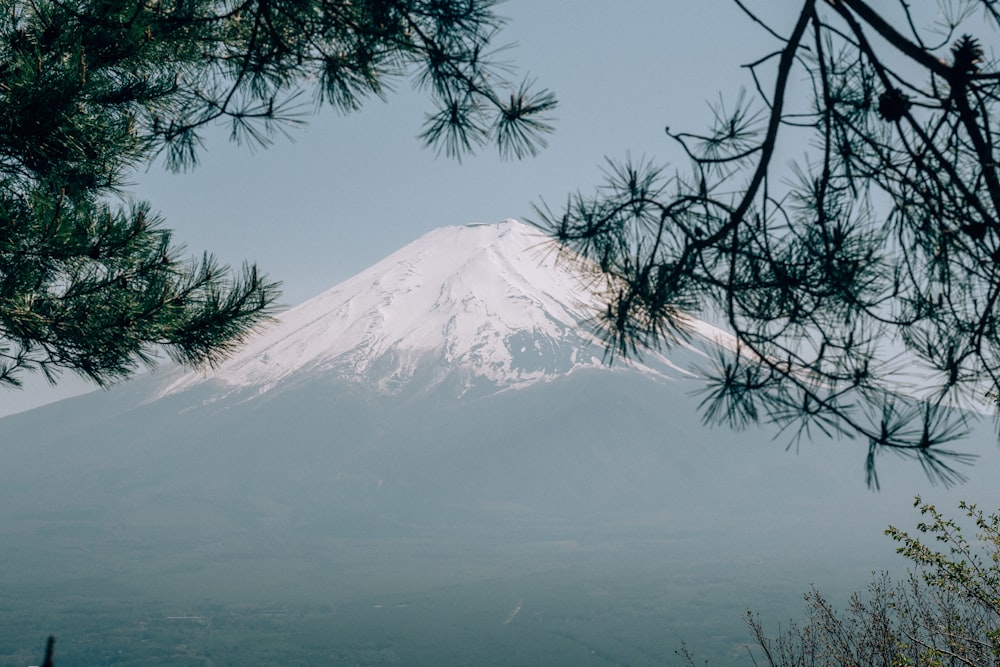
952,35 -> 983,75
877,87 -> 910,122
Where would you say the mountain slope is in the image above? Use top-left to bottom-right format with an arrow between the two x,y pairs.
154,220 -> 702,403
4,220 -> 1000,666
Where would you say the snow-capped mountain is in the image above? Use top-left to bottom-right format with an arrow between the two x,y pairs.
2,221 -> 996,667
156,219 -> 709,402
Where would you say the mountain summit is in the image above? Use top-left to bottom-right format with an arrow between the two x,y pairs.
1,228 -> 988,667
157,219 -> 695,402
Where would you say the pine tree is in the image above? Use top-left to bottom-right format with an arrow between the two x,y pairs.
537,0 -> 1000,486
0,0 -> 555,388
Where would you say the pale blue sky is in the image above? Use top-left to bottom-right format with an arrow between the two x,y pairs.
5,1 -> 790,415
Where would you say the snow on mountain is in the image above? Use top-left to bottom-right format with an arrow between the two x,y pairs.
155,219 -> 715,401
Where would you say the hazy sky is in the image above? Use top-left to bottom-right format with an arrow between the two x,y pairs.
4,1 -> 792,415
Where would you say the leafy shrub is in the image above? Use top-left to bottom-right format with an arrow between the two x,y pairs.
680,498 -> 1000,666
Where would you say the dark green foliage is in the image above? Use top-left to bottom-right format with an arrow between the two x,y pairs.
0,0 -> 554,388
537,0 -> 1000,486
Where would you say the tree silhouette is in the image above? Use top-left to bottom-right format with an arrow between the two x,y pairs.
1,0 -> 554,390
537,0 -> 1000,487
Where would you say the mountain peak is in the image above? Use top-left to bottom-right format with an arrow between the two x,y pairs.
157,219 -> 667,401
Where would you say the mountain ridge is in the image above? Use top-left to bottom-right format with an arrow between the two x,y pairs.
3,223 -> 998,667
153,219 -> 711,404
